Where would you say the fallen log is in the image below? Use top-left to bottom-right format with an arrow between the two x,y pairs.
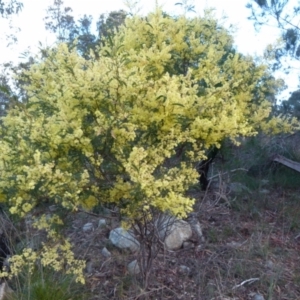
272,155 -> 300,173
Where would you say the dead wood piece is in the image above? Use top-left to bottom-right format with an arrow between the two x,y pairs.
273,154 -> 300,173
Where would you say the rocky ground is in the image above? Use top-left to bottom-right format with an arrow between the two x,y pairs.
60,184 -> 300,300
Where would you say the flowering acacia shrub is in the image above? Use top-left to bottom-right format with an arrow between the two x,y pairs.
0,9 -> 297,281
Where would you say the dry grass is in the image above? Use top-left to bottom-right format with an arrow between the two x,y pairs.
39,185 -> 298,300
1,190 -> 300,299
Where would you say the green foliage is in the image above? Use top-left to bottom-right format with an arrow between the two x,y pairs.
222,133 -> 300,193
9,265 -> 88,300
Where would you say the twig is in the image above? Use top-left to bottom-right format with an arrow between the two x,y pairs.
232,277 -> 260,289
209,168 -> 248,180
294,233 -> 300,239
132,285 -> 179,300
99,257 -> 112,272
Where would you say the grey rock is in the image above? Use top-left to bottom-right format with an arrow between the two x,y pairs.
49,205 -> 58,212
127,260 -> 140,275
261,179 -> 269,186
187,213 -> 205,243
195,244 -> 204,252
101,247 -> 111,258
259,189 -> 270,194
98,219 -> 107,228
109,227 -> 140,252
157,217 -> 192,250
85,260 -> 93,274
265,260 -> 275,270
229,182 -> 250,194
252,294 -> 265,300
178,265 -> 191,275
83,223 -> 93,232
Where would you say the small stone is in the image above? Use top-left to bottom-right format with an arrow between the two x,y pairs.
127,260 -> 140,275
259,189 -> 270,194
83,223 -> 93,232
98,219 -> 107,228
25,214 -> 33,226
195,244 -> 204,252
261,179 -> 269,186
178,265 -> 190,275
103,207 -> 113,215
85,260 -> 93,274
266,260 -> 273,267
49,205 -> 57,212
226,241 -> 244,249
101,247 -> 111,258
252,294 -> 265,300
230,182 -> 250,194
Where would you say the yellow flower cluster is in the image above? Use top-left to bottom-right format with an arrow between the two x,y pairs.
41,241 -> 86,284
0,242 -> 85,284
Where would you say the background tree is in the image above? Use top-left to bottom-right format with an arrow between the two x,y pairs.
0,49 -> 44,107
0,0 -> 23,100
0,0 -> 22,18
246,0 -> 300,69
44,0 -> 127,58
44,0 -> 76,42
246,0 -> 300,121
281,89 -> 300,119
97,9 -> 127,41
